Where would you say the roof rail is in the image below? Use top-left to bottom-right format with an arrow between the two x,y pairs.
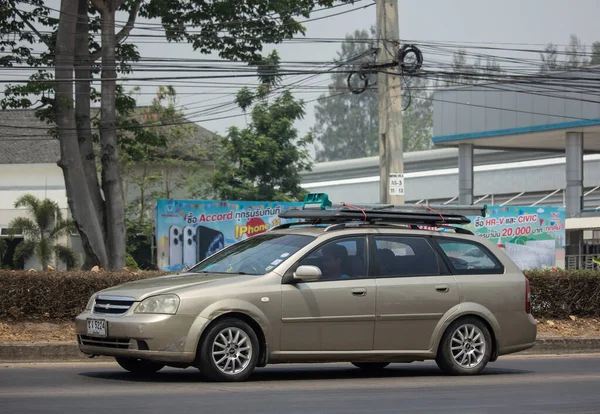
322,222 -> 474,235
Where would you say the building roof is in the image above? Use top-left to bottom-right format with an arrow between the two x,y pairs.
0,109 -> 60,164
432,66 -> 600,151
0,108 -> 217,165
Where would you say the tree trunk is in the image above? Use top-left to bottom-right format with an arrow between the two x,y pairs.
75,0 -> 107,269
98,0 -> 126,269
55,0 -> 109,269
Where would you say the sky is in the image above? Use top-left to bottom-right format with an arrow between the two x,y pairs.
5,0 -> 600,159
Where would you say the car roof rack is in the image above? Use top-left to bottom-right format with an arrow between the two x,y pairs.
279,207 -> 470,225
272,193 -> 485,234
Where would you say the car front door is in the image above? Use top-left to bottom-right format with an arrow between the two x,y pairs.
280,235 -> 376,352
372,234 -> 460,352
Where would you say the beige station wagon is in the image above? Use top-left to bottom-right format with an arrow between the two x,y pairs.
75,202 -> 537,382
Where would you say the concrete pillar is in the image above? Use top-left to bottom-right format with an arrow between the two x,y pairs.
565,132 -> 583,218
458,144 -> 474,205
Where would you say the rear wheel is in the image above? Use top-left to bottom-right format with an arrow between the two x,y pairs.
435,317 -> 492,376
115,357 -> 165,375
351,362 -> 390,371
197,318 -> 259,382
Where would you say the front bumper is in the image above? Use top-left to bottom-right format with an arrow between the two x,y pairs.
75,311 -> 208,364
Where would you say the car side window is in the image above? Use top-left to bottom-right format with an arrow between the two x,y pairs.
435,238 -> 504,274
297,236 -> 368,281
374,236 -> 443,277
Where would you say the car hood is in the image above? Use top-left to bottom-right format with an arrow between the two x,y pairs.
97,272 -> 255,301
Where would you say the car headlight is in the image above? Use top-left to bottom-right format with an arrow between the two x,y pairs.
85,295 -> 97,311
135,294 -> 180,315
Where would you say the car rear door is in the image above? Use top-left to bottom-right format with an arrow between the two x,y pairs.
372,234 -> 460,351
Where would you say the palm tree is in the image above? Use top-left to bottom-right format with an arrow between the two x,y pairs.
0,238 -> 7,267
8,195 -> 78,270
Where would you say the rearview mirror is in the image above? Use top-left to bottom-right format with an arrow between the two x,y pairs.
293,265 -> 322,282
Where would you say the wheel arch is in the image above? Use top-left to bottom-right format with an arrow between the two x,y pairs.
194,311 -> 269,368
431,304 -> 500,362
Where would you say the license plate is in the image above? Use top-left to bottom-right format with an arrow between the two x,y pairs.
86,319 -> 107,337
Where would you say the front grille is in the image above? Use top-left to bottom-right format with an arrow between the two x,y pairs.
93,295 -> 135,315
79,335 -> 130,349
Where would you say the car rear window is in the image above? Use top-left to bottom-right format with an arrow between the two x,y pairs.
435,238 -> 504,274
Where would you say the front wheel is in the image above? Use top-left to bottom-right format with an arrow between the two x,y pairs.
197,318 -> 259,382
351,362 -> 390,371
435,317 -> 492,376
115,357 -> 165,375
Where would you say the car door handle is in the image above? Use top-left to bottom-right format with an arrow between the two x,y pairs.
435,285 -> 450,293
352,288 -> 367,296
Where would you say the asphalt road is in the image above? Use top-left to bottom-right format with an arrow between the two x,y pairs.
2,355 -> 600,413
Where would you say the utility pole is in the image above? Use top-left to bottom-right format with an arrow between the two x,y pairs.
376,0 -> 404,205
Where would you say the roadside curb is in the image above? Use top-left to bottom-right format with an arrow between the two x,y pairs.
1,338 -> 600,362
518,338 -> 600,355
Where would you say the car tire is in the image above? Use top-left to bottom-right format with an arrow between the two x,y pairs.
115,357 -> 165,375
351,362 -> 390,371
198,318 -> 260,382
435,317 -> 492,376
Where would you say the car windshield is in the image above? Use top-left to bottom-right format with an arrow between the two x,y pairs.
189,233 -> 314,275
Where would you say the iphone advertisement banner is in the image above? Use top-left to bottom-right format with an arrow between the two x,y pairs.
154,199 -> 302,272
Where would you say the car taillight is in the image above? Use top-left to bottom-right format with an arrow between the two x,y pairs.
525,277 -> 531,314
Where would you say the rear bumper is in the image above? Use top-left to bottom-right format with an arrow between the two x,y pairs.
498,340 -> 537,355
498,313 -> 537,356
75,310 -> 208,363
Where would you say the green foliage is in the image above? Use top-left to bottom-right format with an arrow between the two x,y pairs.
121,86 -> 216,267
2,0 -> 355,267
540,34 -> 600,72
140,0 -> 354,62
592,42 -> 600,66
0,1 -> 139,115
0,238 -> 7,263
527,270 -> 600,318
125,253 -> 140,270
213,54 -> 312,201
1,269 -> 599,320
0,270 -> 168,320
313,27 -> 434,162
445,48 -> 502,87
7,195 -> 78,270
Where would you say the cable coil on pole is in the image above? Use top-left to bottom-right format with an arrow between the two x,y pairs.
346,43 -> 423,99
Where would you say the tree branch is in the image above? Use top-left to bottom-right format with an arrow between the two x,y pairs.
90,0 -> 143,62
90,0 -> 107,14
12,6 -> 53,50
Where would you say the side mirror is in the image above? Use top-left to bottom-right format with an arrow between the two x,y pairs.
293,265 -> 322,282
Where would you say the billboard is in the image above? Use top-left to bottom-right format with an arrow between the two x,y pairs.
464,205 -> 566,270
154,199 -> 302,272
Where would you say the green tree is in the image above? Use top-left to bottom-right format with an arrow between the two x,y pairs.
1,0 -> 355,269
591,41 -> 600,66
121,86 -> 214,268
313,27 -> 434,162
445,48 -> 502,86
7,195 -> 78,270
212,51 -> 312,201
540,34 -> 595,72
540,43 -> 560,73
564,34 -> 589,68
